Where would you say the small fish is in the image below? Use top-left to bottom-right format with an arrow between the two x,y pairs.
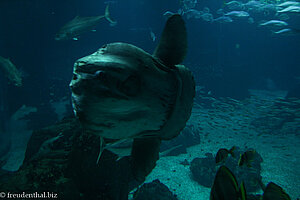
213,16 -> 233,23
277,1 -> 300,8
225,11 -> 250,18
163,11 -> 176,18
259,20 -> 288,28
262,182 -> 291,200
203,7 -> 210,13
179,159 -> 190,166
149,28 -> 156,42
215,146 -> 236,164
278,5 -> 300,13
244,0 -> 264,9
225,1 -> 244,10
238,150 -> 256,167
55,4 -> 116,41
0,56 -> 22,87
216,8 -> 224,15
185,9 -> 202,19
273,28 -> 300,35
201,13 -> 214,22
210,165 -> 247,200
278,13 -> 290,20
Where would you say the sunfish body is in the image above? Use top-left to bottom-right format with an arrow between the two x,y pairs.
0,56 -> 22,87
55,5 -> 116,41
69,14 -> 195,180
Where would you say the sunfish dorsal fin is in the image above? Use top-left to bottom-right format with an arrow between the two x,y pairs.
153,14 -> 187,66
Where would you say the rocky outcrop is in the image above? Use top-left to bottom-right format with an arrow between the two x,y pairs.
0,118 -> 139,200
133,179 -> 178,200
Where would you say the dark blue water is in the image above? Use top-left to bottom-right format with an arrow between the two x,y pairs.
0,1 -> 299,197
0,0 -> 299,118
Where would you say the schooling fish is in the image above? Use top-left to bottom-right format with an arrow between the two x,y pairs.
277,1 -> 300,8
215,146 -> 236,164
259,20 -> 288,28
225,11 -> 250,18
55,4 -> 116,41
278,5 -> 300,13
210,165 -> 247,200
0,56 -> 22,87
273,28 -> 300,35
213,16 -> 233,23
69,14 -> 195,181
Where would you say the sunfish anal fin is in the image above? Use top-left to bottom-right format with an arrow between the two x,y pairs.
131,138 -> 161,182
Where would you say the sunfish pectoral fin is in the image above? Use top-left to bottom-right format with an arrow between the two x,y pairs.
131,137 -> 161,182
96,136 -> 106,164
104,4 -> 117,26
105,138 -> 133,161
153,14 -> 187,66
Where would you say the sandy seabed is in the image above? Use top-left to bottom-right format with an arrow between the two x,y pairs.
131,89 -> 300,200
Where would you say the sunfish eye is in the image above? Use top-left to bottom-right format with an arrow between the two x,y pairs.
72,73 -> 78,80
95,70 -> 105,79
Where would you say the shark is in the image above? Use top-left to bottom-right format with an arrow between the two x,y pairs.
55,4 -> 116,41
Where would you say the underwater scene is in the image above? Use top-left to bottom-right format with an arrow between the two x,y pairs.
0,0 -> 299,199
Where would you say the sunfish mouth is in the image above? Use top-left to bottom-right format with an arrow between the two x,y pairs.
69,55 -> 143,105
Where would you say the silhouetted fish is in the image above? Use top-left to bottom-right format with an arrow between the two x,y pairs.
69,14 -> 195,181
55,5 -> 116,41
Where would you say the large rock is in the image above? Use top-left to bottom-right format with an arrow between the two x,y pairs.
133,179 -> 178,200
0,117 -> 140,200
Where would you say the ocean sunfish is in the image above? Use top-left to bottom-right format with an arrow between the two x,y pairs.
69,14 -> 195,181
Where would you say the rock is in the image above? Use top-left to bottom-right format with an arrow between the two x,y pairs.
190,154 -> 217,187
160,126 -> 200,157
0,117 -> 140,200
133,179 -> 178,200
